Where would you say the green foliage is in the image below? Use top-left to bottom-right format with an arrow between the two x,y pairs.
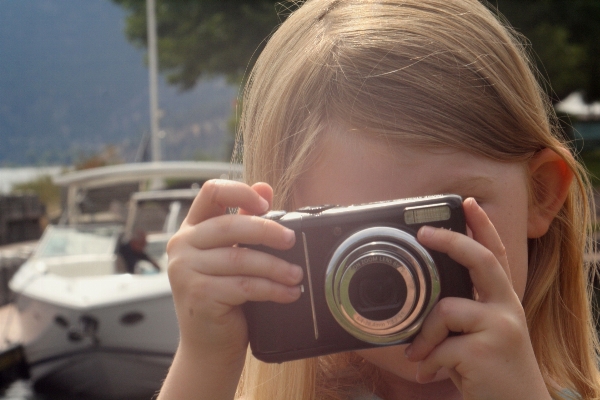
113,0 -> 289,89
113,0 -> 600,102
489,0 -> 600,102
11,175 -> 62,218
527,23 -> 587,98
581,150 -> 600,187
74,145 -> 124,170
192,148 -> 221,161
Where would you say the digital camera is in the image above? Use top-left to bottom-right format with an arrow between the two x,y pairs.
243,194 -> 473,363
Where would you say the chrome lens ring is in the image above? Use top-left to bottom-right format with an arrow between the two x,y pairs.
337,245 -> 420,334
325,227 -> 440,344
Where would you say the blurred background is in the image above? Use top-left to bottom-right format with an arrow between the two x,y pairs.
0,0 -> 599,399
2,0 -> 600,211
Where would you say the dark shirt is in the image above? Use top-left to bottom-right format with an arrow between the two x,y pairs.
118,242 -> 154,274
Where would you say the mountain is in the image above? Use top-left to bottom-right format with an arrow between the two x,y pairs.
0,0 -> 238,166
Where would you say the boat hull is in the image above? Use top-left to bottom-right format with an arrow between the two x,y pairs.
13,283 -> 178,399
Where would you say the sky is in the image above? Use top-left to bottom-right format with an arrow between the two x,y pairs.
0,0 -> 236,166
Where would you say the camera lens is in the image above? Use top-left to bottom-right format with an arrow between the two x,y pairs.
348,262 -> 407,321
325,227 -> 440,344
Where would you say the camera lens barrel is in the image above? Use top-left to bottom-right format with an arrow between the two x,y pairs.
325,227 -> 440,344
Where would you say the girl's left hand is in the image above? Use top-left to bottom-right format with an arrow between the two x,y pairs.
405,198 -> 552,400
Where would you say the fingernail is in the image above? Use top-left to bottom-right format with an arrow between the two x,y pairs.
467,197 -> 479,208
258,196 -> 269,213
290,265 -> 303,281
287,285 -> 301,299
418,226 -> 435,239
405,344 -> 413,358
283,228 -> 296,245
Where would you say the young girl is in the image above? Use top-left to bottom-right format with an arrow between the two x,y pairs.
158,0 -> 600,398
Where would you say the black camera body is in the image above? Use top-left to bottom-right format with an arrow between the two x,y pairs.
243,194 -> 472,363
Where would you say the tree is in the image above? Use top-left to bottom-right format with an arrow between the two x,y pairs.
489,0 -> 600,102
113,0 -> 291,89
75,145 -> 124,170
12,176 -> 62,220
113,0 -> 600,101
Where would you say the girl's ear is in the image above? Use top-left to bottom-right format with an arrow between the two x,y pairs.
527,148 -> 574,238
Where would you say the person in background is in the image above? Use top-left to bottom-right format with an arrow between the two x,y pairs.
117,230 -> 160,274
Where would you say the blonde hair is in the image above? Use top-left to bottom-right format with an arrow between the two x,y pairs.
235,0 -> 600,398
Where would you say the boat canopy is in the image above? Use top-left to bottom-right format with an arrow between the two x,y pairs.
53,161 -> 242,225
54,161 -> 242,190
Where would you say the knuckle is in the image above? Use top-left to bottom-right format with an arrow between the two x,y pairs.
166,254 -> 181,276
481,248 -> 498,266
167,260 -> 209,304
167,255 -> 193,288
201,179 -> 226,207
444,231 -> 460,248
200,179 -> 218,197
238,276 -> 256,296
166,250 -> 186,280
249,215 -> 272,243
409,334 -> 427,352
166,230 -> 183,255
227,246 -> 246,268
166,260 -> 181,285
259,217 -> 271,242
466,336 -> 494,359
494,312 -> 524,341
214,214 -> 236,236
434,297 -> 456,319
188,277 -> 210,304
465,311 -> 525,359
268,257 -> 284,278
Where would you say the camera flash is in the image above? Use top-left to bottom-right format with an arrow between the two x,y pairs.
404,204 -> 451,225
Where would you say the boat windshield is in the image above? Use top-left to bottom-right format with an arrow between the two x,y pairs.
36,225 -> 121,258
130,199 -> 192,235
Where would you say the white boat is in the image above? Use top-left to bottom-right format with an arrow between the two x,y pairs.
7,161 -> 241,399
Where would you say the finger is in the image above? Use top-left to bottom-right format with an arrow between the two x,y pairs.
463,198 -> 511,283
239,183 -> 274,216
406,297 -> 486,362
193,274 -> 302,308
185,180 -> 270,226
184,213 -> 296,251
415,335 -> 464,383
417,226 -> 513,302
447,369 -> 462,393
173,246 -> 303,287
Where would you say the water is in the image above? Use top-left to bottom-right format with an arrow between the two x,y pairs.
0,380 -> 84,400
0,380 -> 34,400
0,379 -> 150,400
0,381 -> 86,400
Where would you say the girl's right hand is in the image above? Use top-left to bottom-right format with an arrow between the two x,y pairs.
160,180 -> 303,399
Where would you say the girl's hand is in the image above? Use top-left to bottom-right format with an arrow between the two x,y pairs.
405,198 -> 551,400
159,180 -> 303,400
